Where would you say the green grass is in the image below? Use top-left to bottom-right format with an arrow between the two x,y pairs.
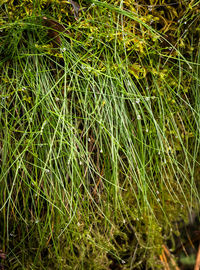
0,0 -> 200,269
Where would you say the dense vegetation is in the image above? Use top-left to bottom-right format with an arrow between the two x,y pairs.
0,0 -> 200,269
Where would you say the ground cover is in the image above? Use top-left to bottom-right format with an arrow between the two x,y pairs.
0,0 -> 200,269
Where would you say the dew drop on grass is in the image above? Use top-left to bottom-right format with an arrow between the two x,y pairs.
60,47 -> 66,52
137,115 -> 141,120
145,97 -> 150,102
136,98 -> 140,104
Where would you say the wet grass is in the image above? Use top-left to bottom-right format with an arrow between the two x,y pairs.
0,0 -> 200,269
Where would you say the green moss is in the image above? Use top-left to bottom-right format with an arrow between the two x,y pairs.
0,0 -> 200,269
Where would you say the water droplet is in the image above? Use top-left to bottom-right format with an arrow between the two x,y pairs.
145,97 -> 150,102
137,115 -> 141,120
60,47 -> 66,52
136,98 -> 140,104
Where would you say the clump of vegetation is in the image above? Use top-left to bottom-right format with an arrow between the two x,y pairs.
0,0 -> 200,269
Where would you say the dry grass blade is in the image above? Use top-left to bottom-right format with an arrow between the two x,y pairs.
194,244 -> 200,270
42,17 -> 66,47
162,245 -> 180,270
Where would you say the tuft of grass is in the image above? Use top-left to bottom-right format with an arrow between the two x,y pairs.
0,0 -> 200,269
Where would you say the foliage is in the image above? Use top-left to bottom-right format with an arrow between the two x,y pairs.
0,0 -> 200,269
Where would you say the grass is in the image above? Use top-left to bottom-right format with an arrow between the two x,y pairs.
0,0 -> 200,269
